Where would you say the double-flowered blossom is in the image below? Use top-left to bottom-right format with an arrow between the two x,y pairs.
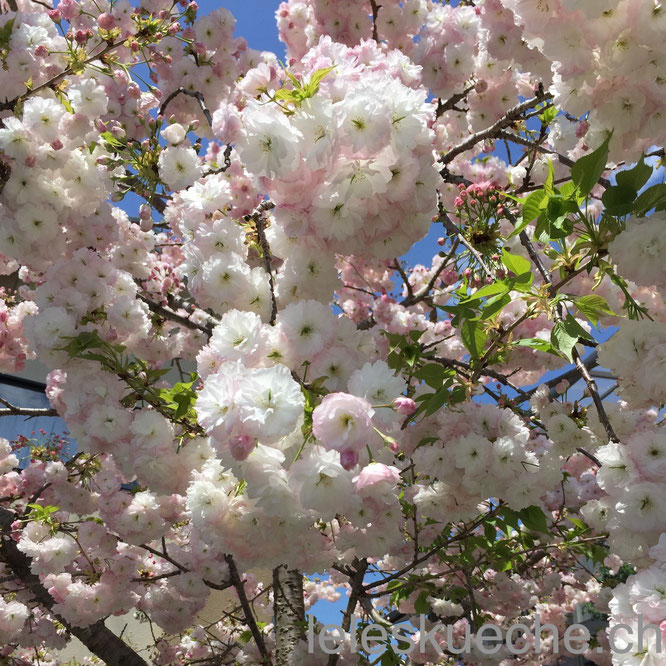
0,0 -> 664,663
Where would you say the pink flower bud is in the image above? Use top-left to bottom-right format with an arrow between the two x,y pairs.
34,44 -> 49,57
139,203 -> 152,220
97,12 -> 116,30
48,9 -> 61,22
340,449 -> 359,471
140,218 -> 153,232
576,120 -> 590,139
437,237 -> 445,246
229,435 -> 255,461
393,397 -> 416,415
555,379 -> 570,395
474,80 -> 488,93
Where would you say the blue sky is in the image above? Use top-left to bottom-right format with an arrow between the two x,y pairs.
213,1 -> 284,55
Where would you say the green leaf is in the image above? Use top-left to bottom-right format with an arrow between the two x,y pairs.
414,590 -> 430,615
567,516 -> 588,531
100,130 -> 125,149
543,160 -> 555,195
0,18 -> 14,49
538,105 -> 558,126
424,387 -> 450,416
601,184 -> 637,216
305,65 -> 335,93
500,507 -> 521,530
514,337 -> 558,355
571,132 -> 612,197
480,293 -> 511,320
472,281 -> 510,300
550,321 -> 578,362
615,156 -> 652,193
461,320 -> 486,358
519,505 -> 549,533
450,385 -> 467,403
550,315 -> 592,362
633,183 -> 666,216
502,248 -> 531,278
574,294 -> 618,327
521,189 -> 547,224
416,363 -> 448,389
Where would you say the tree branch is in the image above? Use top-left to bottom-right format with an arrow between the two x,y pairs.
0,508 -> 148,666
369,0 -> 381,42
0,40 -> 124,113
0,397 -> 58,418
327,558 -> 368,666
245,201 -> 277,325
138,293 -> 213,337
273,564 -> 305,666
440,91 -> 553,166
226,555 -> 271,665
159,87 -> 213,127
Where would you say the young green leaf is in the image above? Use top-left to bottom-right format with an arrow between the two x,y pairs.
574,294 -> 618,327
501,248 -> 531,278
461,319 -> 486,358
571,132 -> 612,197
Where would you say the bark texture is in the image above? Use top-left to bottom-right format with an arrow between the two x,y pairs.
272,564 -> 305,666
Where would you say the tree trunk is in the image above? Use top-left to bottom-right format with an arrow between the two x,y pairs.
272,564 -> 305,665
0,508 -> 148,666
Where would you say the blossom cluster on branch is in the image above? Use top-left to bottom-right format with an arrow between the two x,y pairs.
0,0 -> 664,665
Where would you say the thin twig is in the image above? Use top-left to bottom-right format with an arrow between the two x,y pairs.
138,293 -> 213,337
440,91 -> 553,165
225,555 -> 271,665
0,397 -> 58,418
0,40 -> 124,112
439,209 -> 495,277
369,0 -> 381,42
245,201 -> 277,325
159,87 -> 213,127
327,559 -> 368,666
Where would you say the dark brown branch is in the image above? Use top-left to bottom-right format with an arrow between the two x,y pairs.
159,87 -> 213,127
572,347 -> 620,443
393,260 -> 414,300
517,230 -> 621,443
497,129 -> 611,189
576,447 -> 601,468
440,91 -> 553,166
327,559 -> 368,666
226,555 -> 271,665
369,0 -> 381,42
245,201 -> 277,326
0,508 -> 148,666
436,84 -> 474,118
138,293 -> 213,337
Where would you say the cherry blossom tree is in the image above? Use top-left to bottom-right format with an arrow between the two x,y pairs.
0,0 -> 665,664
